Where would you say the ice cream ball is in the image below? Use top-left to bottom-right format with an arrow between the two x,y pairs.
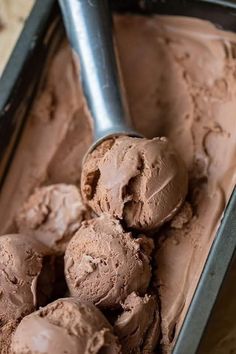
64,214 -> 153,309
16,184 -> 89,254
11,298 -> 121,354
81,136 -> 188,232
0,234 -> 54,326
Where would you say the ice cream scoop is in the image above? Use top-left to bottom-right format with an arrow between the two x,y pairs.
11,298 -> 121,354
58,0 -> 188,230
58,0 -> 138,146
64,214 -> 153,308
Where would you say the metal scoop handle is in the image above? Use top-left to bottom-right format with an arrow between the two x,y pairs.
58,0 -> 138,144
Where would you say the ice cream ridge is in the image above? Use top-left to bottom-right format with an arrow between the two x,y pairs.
0,13 -> 236,354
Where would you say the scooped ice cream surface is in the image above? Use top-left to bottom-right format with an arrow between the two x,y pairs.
114,292 -> 160,354
65,214 -> 153,308
16,184 -> 88,254
11,298 -> 121,354
0,234 -> 54,325
81,136 -> 188,231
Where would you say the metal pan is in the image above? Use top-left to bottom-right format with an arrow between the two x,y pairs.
0,1 -> 235,353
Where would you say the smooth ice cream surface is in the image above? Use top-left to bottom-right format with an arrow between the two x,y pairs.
16,184 -> 88,254
0,14 -> 236,353
65,214 -> 153,308
114,292 -> 160,354
81,136 -> 188,231
11,298 -> 121,354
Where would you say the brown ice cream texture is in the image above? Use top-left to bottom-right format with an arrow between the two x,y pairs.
114,292 -> 160,354
65,214 -> 153,308
16,184 -> 88,254
0,234 -> 53,326
0,233 -> 54,353
0,14 -> 235,354
81,136 -> 188,231
11,297 -> 121,354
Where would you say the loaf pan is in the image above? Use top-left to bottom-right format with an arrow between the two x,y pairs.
0,1 -> 235,353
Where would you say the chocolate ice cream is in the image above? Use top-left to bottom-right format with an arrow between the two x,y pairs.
114,292 -> 160,354
65,214 -> 153,308
11,297 -> 121,354
0,320 -> 19,354
0,13 -> 235,354
16,184 -> 88,254
0,234 -> 54,352
81,136 -> 188,231
0,234 -> 53,324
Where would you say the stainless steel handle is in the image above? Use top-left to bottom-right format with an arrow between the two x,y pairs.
58,0 -> 137,142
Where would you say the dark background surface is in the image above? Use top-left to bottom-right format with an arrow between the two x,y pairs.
198,252 -> 236,353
